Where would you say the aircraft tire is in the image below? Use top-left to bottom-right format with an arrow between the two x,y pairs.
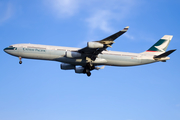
87,72 -> 91,77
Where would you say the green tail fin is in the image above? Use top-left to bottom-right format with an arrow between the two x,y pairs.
146,35 -> 173,52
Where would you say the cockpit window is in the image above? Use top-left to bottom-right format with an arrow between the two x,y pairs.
9,46 -> 13,48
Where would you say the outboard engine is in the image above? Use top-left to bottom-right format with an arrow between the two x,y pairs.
87,42 -> 104,48
60,63 -> 75,70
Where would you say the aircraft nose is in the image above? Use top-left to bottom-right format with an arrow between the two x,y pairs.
4,47 -> 8,53
3,47 -> 15,53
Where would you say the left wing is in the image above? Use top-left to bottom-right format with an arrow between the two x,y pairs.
78,26 -> 129,61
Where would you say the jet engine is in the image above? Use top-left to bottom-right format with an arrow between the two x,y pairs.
60,63 -> 75,70
66,51 -> 81,58
75,66 -> 85,73
74,66 -> 91,74
87,42 -> 104,48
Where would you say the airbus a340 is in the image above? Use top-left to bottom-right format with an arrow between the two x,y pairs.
4,26 -> 176,76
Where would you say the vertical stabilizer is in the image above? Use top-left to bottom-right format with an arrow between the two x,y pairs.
146,35 -> 173,52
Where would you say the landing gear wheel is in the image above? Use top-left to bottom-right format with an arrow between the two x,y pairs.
86,72 -> 91,77
19,57 -> 22,64
19,61 -> 22,64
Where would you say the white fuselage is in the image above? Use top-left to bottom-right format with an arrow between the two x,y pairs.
4,43 -> 157,66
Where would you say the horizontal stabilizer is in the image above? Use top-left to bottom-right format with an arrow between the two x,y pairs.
154,49 -> 176,59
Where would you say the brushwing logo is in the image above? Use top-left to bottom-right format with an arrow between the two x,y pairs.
154,40 -> 168,52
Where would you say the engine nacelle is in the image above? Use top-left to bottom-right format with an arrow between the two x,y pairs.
66,51 -> 81,58
60,63 -> 75,70
75,66 -> 85,73
87,42 -> 104,48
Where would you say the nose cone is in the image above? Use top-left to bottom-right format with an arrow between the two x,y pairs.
4,47 -> 8,53
3,46 -> 16,54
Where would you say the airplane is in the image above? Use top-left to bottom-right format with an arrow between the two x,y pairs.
4,26 -> 176,77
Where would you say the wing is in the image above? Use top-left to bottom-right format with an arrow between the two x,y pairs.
78,26 -> 129,61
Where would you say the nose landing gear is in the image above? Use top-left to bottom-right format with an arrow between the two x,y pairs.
19,57 -> 22,64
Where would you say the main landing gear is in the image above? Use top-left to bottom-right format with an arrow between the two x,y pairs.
84,69 -> 91,77
83,68 -> 91,77
86,72 -> 91,77
19,57 -> 22,64
85,62 -> 95,77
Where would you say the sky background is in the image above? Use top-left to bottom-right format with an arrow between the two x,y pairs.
0,0 -> 180,120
